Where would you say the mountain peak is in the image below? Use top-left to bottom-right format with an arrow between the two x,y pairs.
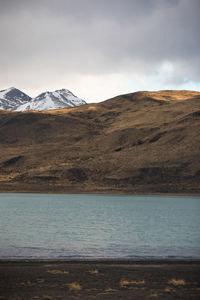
0,87 -> 86,111
16,88 -> 86,111
0,87 -> 31,110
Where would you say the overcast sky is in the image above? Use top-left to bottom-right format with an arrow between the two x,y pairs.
0,0 -> 200,102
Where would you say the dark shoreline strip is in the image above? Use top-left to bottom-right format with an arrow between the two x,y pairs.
1,258 -> 200,299
1,258 -> 200,266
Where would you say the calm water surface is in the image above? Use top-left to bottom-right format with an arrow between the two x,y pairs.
0,193 -> 200,258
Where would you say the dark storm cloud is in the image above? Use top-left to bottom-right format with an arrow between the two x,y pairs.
0,0 -> 199,99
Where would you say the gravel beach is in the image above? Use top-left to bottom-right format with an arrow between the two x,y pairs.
0,259 -> 200,299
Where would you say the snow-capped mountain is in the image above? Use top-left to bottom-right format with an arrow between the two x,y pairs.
0,87 -> 31,110
0,87 -> 86,111
16,89 -> 86,111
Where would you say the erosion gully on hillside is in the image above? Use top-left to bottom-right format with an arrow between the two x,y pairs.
0,90 -> 200,194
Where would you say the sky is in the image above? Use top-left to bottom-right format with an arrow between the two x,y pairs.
0,0 -> 200,102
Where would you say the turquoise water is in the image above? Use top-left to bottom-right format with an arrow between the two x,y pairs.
0,193 -> 200,258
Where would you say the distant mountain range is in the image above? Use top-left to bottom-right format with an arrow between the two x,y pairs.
0,87 -> 86,111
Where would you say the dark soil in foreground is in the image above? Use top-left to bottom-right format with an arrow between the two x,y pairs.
0,259 -> 200,299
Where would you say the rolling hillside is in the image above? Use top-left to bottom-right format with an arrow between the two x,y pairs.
0,90 -> 200,194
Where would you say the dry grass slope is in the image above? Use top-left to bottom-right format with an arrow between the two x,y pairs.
0,90 -> 200,194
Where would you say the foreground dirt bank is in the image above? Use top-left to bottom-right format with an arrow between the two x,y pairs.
0,259 -> 200,299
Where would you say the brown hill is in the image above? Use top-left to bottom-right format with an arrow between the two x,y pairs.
0,90 -> 200,194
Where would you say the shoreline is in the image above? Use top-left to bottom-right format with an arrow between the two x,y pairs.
1,258 -> 200,299
0,182 -> 200,196
1,257 -> 200,264
0,190 -> 200,196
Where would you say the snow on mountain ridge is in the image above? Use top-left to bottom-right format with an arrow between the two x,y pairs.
16,88 -> 86,111
0,87 -> 31,110
0,87 -> 15,98
0,87 -> 86,111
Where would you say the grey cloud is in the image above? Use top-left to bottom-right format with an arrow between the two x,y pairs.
0,0 -> 199,98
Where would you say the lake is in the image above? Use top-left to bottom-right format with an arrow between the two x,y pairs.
0,193 -> 200,258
